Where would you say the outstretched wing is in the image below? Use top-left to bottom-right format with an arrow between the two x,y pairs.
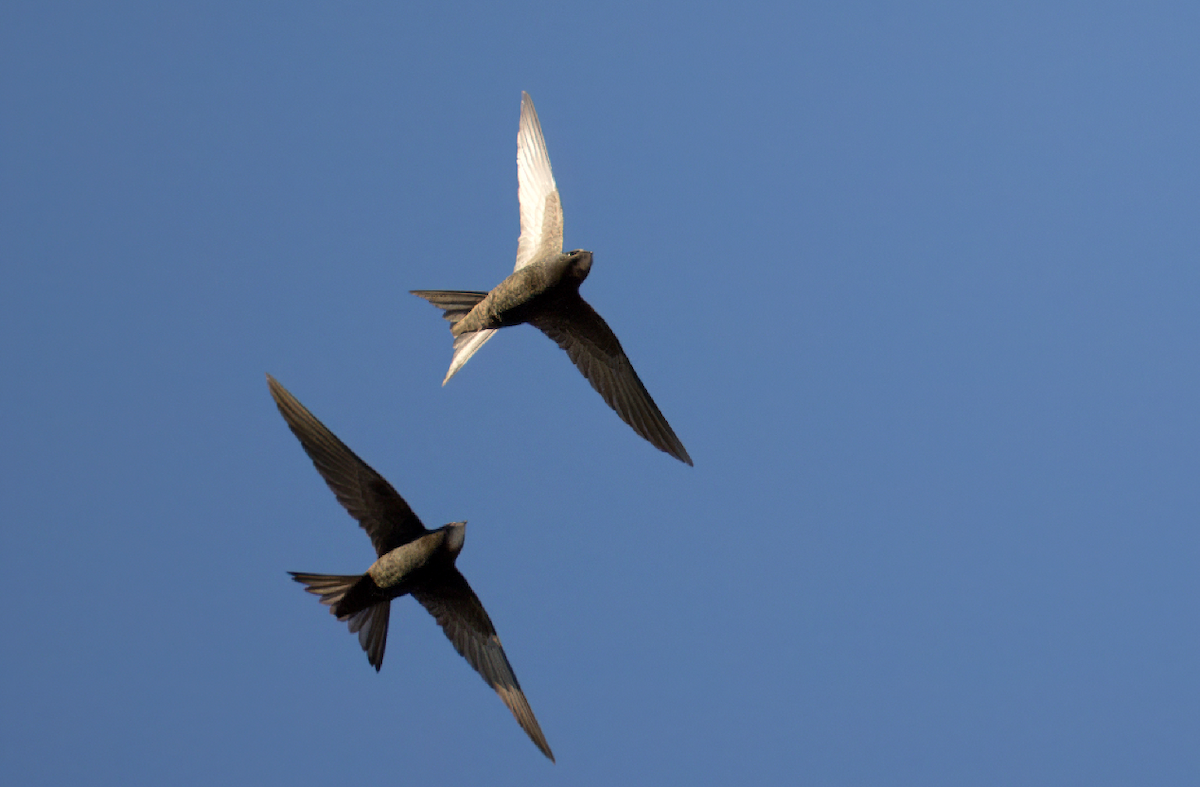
413,570 -> 555,761
514,92 -> 563,271
268,375 -> 428,555
529,297 -> 693,465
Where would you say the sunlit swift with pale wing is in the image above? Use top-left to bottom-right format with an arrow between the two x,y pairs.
412,92 -> 692,466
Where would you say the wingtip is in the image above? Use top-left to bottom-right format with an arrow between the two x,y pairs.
265,374 -> 287,402
527,723 -> 555,762
663,439 -> 693,466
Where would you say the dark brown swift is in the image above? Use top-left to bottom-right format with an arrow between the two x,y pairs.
412,92 -> 692,466
267,375 -> 554,761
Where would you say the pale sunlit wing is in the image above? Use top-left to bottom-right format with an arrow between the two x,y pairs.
514,91 -> 563,270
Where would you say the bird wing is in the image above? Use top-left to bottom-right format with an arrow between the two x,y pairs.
413,569 -> 555,761
268,375 -> 428,555
514,92 -> 563,271
529,297 -> 693,465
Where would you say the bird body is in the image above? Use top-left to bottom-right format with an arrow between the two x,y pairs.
366,523 -> 462,591
441,250 -> 593,335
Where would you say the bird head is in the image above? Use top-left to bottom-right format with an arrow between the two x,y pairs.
444,521 -> 467,557
565,249 -> 593,283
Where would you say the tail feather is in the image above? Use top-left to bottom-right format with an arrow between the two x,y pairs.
410,290 -> 497,384
289,572 -> 392,671
410,290 -> 488,325
289,572 -> 360,608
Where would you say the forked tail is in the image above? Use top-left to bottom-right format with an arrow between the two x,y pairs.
410,290 -> 497,384
289,572 -> 392,671
409,290 -> 488,325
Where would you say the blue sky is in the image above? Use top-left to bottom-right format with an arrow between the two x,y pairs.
3,1 -> 1199,784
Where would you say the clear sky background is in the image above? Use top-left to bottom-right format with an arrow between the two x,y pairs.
3,2 -> 1198,784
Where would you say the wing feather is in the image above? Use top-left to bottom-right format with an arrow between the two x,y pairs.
529,298 -> 693,465
268,375 -> 428,555
515,92 -> 563,271
413,571 -> 554,761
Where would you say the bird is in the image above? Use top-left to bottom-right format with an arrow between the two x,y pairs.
267,374 -> 554,761
411,91 -> 693,466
